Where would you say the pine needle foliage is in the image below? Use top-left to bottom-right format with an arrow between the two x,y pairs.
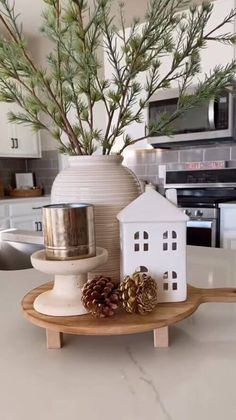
0,0 -> 235,154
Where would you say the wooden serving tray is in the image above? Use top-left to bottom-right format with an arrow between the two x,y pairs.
22,283 -> 236,349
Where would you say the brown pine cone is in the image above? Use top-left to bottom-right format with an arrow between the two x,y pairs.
82,275 -> 120,318
120,272 -> 158,315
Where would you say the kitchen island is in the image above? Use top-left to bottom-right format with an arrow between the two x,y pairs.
1,246 -> 236,420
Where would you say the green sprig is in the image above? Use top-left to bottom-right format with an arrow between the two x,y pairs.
0,0 -> 235,154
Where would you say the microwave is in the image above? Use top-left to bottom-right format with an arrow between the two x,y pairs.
147,86 -> 235,148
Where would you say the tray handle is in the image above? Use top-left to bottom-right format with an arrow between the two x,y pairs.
199,287 -> 236,304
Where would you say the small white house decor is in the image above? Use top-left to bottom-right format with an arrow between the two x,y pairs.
117,189 -> 189,303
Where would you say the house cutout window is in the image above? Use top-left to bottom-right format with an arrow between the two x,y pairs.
136,266 -> 148,273
163,271 -> 178,291
163,230 -> 177,252
134,231 -> 149,252
163,231 -> 168,240
144,243 -> 149,251
163,231 -> 168,251
144,231 -> 148,240
163,243 -> 168,251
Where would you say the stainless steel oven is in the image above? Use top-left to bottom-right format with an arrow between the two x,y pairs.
164,168 -> 236,248
183,208 -> 218,247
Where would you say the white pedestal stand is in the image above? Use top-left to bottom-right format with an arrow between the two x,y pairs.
31,247 -> 108,316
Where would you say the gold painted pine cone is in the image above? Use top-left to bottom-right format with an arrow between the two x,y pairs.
82,275 -> 120,318
120,272 -> 158,315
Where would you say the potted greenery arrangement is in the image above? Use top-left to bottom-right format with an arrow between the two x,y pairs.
0,0 -> 235,278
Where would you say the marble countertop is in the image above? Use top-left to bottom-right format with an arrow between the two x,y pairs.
1,246 -> 236,420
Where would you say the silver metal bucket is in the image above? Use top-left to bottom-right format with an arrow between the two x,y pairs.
43,203 -> 95,260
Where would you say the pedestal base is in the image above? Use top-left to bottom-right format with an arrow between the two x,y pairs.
31,247 -> 108,317
34,289 -> 87,316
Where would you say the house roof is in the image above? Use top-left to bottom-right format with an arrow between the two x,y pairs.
117,189 -> 189,223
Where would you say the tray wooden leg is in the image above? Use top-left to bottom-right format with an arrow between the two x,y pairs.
46,329 -> 63,349
153,326 -> 169,348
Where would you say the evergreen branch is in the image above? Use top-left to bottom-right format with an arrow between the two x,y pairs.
55,0 -> 64,110
0,0 -> 235,155
205,8 -> 236,40
0,0 -> 84,154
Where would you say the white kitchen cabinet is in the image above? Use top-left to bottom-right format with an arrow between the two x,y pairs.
0,204 -> 10,230
7,197 -> 50,232
10,216 -> 37,231
0,103 -> 41,158
0,102 -> 16,155
219,203 -> 236,249
0,218 -> 10,229
221,231 -> 236,250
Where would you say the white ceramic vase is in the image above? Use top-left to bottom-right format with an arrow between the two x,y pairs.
51,155 -> 141,280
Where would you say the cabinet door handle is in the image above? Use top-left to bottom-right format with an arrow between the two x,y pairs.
38,221 -> 43,232
14,138 -> 18,149
35,221 -> 39,231
11,138 -> 15,148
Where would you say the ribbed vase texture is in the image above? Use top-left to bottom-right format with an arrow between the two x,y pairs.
51,155 -> 141,280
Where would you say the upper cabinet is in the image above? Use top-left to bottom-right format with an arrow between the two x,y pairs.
0,102 -> 16,156
0,103 -> 41,158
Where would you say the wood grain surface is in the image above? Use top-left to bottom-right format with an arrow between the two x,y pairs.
21,282 -> 236,336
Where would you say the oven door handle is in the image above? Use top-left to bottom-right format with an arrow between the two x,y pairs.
208,99 -> 215,130
187,220 -> 214,228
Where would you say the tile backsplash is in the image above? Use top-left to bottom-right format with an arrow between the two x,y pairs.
123,144 -> 236,186
27,150 -> 59,195
1,144 -> 236,196
0,158 -> 26,193
0,150 -> 59,196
